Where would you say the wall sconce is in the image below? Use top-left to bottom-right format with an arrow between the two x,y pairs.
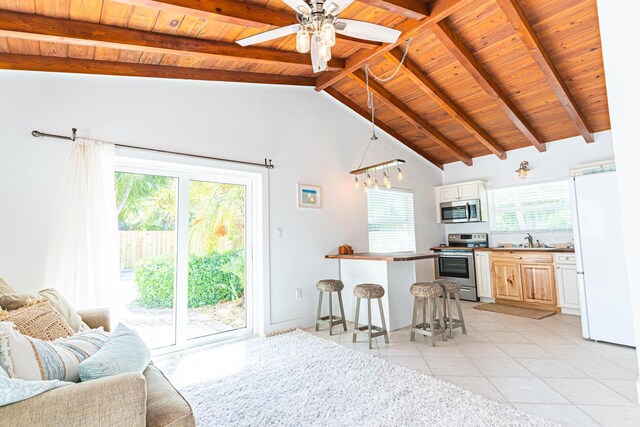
516,161 -> 530,179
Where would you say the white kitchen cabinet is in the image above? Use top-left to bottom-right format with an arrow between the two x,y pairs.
435,180 -> 488,222
440,186 -> 460,203
554,253 -> 580,315
474,251 -> 494,301
458,183 -> 480,200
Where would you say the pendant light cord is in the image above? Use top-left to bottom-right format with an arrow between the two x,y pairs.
357,38 -> 412,169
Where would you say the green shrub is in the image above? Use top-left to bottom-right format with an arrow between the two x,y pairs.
134,252 -> 244,309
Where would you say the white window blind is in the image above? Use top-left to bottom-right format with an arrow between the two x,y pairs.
488,180 -> 572,233
367,189 -> 416,252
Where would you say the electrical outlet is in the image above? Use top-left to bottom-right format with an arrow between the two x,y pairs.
295,288 -> 303,299
275,228 -> 283,239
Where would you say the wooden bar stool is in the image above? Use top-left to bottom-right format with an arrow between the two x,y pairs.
434,279 -> 467,338
352,284 -> 389,349
315,279 -> 347,335
409,282 -> 447,347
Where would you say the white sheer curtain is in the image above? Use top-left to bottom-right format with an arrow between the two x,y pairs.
47,138 -> 119,310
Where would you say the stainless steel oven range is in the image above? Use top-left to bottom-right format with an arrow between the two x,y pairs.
434,233 -> 488,302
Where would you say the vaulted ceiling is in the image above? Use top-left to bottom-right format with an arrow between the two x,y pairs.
0,0 -> 610,168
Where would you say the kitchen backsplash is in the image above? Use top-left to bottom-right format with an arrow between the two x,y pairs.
443,222 -> 574,248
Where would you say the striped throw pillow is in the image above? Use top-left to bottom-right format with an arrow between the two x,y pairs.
0,322 -> 110,382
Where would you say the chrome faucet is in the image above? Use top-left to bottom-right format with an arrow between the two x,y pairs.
525,233 -> 534,248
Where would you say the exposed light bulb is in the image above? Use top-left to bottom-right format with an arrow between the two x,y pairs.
354,176 -> 359,189
374,179 -> 379,191
397,167 -> 404,181
321,21 -> 336,47
296,28 -> 310,54
364,185 -> 369,193
366,173 -> 372,186
385,179 -> 391,189
318,43 -> 332,62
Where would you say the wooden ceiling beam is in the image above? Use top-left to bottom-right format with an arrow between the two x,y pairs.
350,70 -> 473,166
315,0 -> 473,91
385,48 -> 506,159
0,10 -> 345,71
114,0 -> 381,49
0,53 -> 316,86
325,87 -> 444,169
430,21 -> 547,152
0,10 -> 344,71
495,0 -> 594,143
359,0 -> 429,20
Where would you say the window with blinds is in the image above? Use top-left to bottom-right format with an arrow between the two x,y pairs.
488,180 -> 572,233
367,189 -> 416,252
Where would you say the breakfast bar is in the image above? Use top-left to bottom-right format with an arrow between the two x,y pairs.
325,252 -> 438,331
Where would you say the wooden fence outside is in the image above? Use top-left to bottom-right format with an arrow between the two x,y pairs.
119,231 -> 176,270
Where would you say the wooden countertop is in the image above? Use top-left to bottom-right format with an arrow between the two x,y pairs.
325,252 -> 439,261
474,247 -> 575,253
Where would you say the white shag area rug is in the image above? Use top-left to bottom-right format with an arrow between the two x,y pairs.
158,330 -> 553,427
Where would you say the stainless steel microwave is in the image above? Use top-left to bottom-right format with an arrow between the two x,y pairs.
440,199 -> 481,223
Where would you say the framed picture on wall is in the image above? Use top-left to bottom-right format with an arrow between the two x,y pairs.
297,184 -> 322,209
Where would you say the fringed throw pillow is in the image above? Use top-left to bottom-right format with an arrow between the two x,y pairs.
0,322 -> 110,382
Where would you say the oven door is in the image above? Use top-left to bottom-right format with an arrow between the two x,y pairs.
440,200 -> 481,223
436,251 -> 478,301
437,253 -> 473,279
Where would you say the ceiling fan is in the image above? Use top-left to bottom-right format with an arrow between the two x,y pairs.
236,0 -> 401,73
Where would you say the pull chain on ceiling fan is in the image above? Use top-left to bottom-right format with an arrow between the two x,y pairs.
236,0 -> 401,73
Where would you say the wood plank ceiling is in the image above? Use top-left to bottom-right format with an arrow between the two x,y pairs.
0,0 -> 610,168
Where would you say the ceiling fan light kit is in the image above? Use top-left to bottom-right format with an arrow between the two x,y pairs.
236,0 -> 401,73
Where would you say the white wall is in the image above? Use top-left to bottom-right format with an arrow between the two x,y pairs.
441,132 -> 615,247
0,70 -> 444,332
596,0 -> 640,397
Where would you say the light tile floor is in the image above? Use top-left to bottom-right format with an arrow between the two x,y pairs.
305,301 -> 640,427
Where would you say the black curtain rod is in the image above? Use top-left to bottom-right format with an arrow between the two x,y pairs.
31,128 -> 275,170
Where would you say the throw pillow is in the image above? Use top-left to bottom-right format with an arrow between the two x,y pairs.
0,293 -> 43,311
79,323 -> 151,382
0,362 -> 71,407
0,278 -> 16,296
0,322 -> 110,382
37,289 -> 88,333
0,300 -> 74,341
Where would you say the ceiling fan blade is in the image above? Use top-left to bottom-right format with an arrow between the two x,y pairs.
311,36 -> 328,74
282,0 -> 312,15
335,19 -> 401,44
237,24 -> 300,47
324,0 -> 356,15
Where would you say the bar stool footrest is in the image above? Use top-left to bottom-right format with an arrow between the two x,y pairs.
353,325 -> 386,339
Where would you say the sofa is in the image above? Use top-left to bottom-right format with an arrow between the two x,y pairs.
0,308 -> 196,427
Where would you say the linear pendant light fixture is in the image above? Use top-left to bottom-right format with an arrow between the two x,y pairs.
350,158 -> 405,192
351,40 -> 412,192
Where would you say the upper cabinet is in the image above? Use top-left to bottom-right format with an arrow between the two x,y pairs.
435,180 -> 488,222
440,186 -> 461,203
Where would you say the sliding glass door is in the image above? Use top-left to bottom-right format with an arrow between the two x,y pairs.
116,172 -> 178,349
116,163 -> 253,352
186,180 -> 247,340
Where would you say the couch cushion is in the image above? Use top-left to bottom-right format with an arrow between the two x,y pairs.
144,365 -> 195,427
0,323 -> 110,382
0,278 -> 16,295
0,300 -> 74,341
79,324 -> 151,382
